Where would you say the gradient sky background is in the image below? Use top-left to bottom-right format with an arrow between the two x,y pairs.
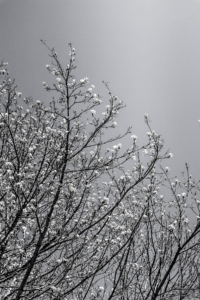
0,0 -> 200,181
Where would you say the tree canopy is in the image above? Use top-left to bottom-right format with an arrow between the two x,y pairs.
0,42 -> 200,300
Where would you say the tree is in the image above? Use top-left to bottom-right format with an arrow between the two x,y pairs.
0,41 -> 200,299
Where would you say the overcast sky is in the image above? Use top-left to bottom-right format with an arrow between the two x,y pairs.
1,0 -> 200,180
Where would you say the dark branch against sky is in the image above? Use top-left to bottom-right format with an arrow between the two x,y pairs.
0,0 -> 200,178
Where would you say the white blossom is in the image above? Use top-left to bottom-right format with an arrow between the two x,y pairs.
143,149 -> 148,155
169,224 -> 175,230
16,92 -> 22,97
131,135 -> 138,140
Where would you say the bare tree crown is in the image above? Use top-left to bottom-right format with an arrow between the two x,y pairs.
0,42 -> 200,299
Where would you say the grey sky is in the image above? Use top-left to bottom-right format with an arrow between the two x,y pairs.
0,0 -> 200,179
